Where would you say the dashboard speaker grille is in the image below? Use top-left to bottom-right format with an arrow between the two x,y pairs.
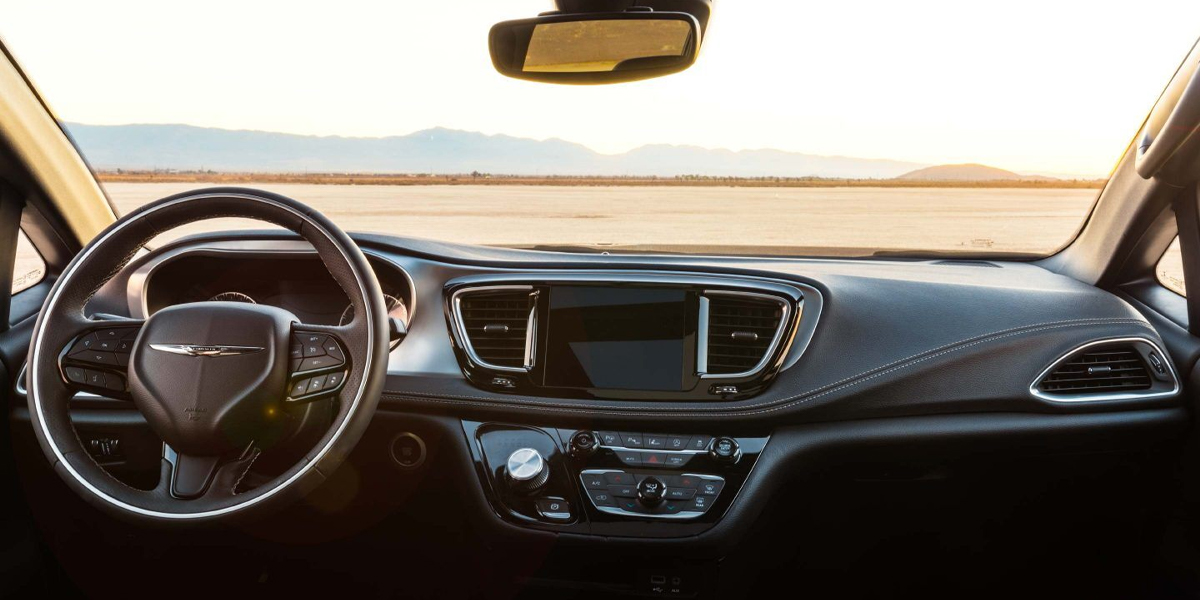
1037,343 -> 1153,395
458,290 -> 535,369
705,295 -> 785,375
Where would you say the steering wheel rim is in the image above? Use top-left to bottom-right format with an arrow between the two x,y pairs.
26,188 -> 390,522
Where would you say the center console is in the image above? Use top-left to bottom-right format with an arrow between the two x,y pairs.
464,420 -> 767,538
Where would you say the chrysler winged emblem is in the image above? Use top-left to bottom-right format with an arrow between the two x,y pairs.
149,344 -> 264,357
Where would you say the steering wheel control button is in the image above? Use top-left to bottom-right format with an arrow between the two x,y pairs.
710,436 -> 741,463
323,371 -> 345,390
64,367 -> 87,384
534,498 -> 572,522
289,379 -> 310,397
298,356 -> 337,371
289,344 -> 303,360
85,370 -> 106,387
69,333 -> 98,355
505,447 -> 549,494
390,433 -> 427,469
299,334 -> 327,357
637,476 -> 666,506
323,339 -> 345,362
306,374 -> 327,394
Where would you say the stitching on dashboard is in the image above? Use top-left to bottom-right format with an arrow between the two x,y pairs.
382,317 -> 1154,417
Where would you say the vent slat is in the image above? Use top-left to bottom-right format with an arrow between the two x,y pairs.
706,295 -> 785,375
1037,343 -> 1153,396
459,291 -> 533,369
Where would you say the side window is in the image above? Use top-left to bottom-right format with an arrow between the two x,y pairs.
12,230 -> 45,294
1157,237 -> 1185,296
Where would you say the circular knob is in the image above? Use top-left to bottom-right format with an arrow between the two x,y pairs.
710,436 -> 741,463
505,447 -> 549,494
637,476 -> 666,506
568,431 -> 599,459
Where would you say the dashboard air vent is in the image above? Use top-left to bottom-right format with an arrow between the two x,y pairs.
1037,343 -> 1153,395
456,289 -> 537,370
703,294 -> 787,375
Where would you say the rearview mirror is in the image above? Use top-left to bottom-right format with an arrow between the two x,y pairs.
489,11 -> 701,85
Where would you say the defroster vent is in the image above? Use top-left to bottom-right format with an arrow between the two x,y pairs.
455,288 -> 538,370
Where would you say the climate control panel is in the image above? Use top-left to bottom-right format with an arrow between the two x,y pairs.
463,420 -> 768,538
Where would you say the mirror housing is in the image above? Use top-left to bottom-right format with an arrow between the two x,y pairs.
489,10 -> 702,85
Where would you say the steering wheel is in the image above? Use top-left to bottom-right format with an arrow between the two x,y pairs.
26,188 -> 390,522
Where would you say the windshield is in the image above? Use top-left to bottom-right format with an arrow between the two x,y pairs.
4,1 -> 1200,257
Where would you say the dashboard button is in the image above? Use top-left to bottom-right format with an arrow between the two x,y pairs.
670,475 -> 701,488
587,490 -> 615,506
616,498 -> 643,513
666,436 -> 690,450
664,454 -> 692,468
608,485 -> 638,498
597,431 -> 620,446
534,498 -> 571,522
687,435 -> 712,451
699,480 -> 724,496
689,495 -> 712,511
603,471 -> 634,485
641,452 -> 667,467
644,434 -> 668,449
665,487 -> 696,500
654,501 -> 685,515
614,451 -> 642,467
582,473 -> 607,489
620,432 -> 644,448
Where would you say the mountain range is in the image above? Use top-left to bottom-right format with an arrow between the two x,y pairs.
63,122 -> 929,179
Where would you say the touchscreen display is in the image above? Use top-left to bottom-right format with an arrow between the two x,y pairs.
544,287 -> 689,391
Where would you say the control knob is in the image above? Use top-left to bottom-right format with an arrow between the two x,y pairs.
710,436 -> 741,463
505,447 -> 549,494
568,430 -> 599,459
637,476 -> 666,507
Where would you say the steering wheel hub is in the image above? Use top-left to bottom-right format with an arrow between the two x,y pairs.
129,302 -> 296,456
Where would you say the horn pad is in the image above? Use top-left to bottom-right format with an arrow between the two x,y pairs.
128,302 -> 296,455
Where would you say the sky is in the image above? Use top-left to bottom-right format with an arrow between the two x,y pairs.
2,0 -> 1200,178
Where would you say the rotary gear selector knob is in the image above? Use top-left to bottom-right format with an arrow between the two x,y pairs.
505,447 -> 549,494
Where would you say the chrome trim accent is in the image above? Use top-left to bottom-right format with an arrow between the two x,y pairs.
449,284 -> 536,373
1029,337 -> 1180,403
698,289 -> 795,380
696,296 -> 710,374
149,344 -> 264,357
29,191 -> 378,520
506,447 -> 544,481
15,361 -> 106,401
524,290 -> 539,369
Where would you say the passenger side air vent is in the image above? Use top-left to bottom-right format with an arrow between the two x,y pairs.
1033,339 -> 1180,401
702,293 -> 789,376
455,288 -> 538,370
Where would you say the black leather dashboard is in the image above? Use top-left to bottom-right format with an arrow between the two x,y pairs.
88,230 -> 1181,428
